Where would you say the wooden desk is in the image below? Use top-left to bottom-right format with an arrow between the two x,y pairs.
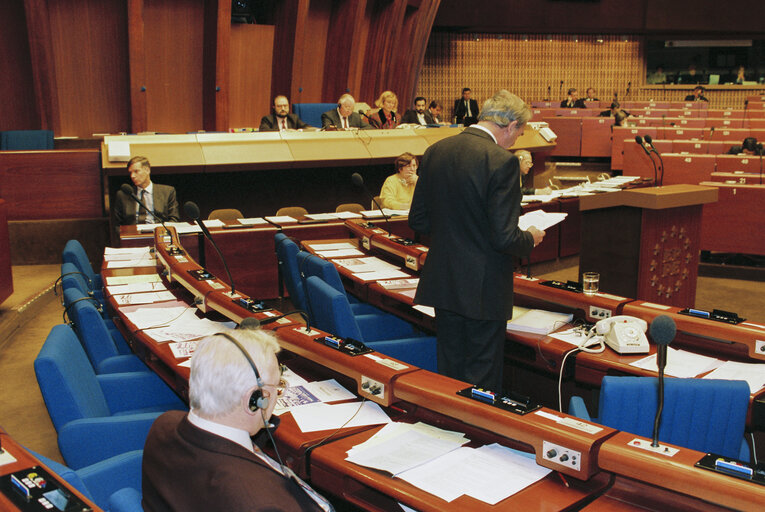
0,429 -> 102,511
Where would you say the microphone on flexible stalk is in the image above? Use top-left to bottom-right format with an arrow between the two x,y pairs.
635,136 -> 658,185
184,201 -> 237,297
238,310 -> 311,333
643,135 -> 665,186
648,315 -> 676,448
351,172 -> 393,235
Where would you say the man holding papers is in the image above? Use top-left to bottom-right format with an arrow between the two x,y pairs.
409,90 -> 544,394
142,329 -> 330,511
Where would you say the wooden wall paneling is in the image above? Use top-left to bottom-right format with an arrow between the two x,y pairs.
143,0 -> 205,133
0,151 -> 103,220
290,0 -> 332,103
359,0 -> 407,103
228,25 -> 275,129
23,0 -> 60,132
321,0 -> 368,102
270,0 -> 305,102
0,2 -> 38,130
202,0 -> 231,132
47,0 -> 130,137
345,0 -> 372,99
128,0 -> 148,133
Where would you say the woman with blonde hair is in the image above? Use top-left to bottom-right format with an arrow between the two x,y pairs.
380,152 -> 418,209
368,91 -> 400,129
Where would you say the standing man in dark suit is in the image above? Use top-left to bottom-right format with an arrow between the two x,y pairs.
321,94 -> 371,129
409,90 -> 545,393
113,156 -> 180,234
401,96 -> 435,125
259,95 -> 309,131
453,87 -> 480,126
142,329 -> 331,511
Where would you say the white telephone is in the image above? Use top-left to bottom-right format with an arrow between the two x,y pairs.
595,315 -> 650,354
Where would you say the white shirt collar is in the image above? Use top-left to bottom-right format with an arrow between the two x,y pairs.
138,181 -> 154,195
188,410 -> 254,453
469,123 -> 498,144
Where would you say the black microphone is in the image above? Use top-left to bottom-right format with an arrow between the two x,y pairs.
351,172 -> 393,235
239,309 -> 311,333
644,135 -> 665,186
184,201 -> 237,297
636,136 -> 658,185
649,315 -> 676,448
120,183 -> 169,223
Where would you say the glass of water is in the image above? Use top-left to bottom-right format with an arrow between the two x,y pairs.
582,272 -> 600,295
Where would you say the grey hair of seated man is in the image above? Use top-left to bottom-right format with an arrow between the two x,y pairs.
478,89 -> 532,128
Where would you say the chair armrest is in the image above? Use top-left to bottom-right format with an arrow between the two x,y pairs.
109,487 -> 143,512
97,355 -> 149,375
568,396 -> 592,421
98,372 -> 184,413
78,451 -> 143,508
58,413 -> 161,469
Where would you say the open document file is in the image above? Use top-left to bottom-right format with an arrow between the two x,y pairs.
346,422 -> 550,504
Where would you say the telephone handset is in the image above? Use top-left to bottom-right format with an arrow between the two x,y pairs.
595,315 -> 650,354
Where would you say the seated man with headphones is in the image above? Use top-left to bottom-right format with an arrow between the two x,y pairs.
142,328 -> 332,511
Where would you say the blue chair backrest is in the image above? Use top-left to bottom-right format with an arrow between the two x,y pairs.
63,288 -> 121,370
302,254 -> 346,295
305,276 -> 363,341
34,324 -> 110,431
275,233 -> 306,310
62,240 -> 98,287
598,376 -> 750,459
60,262 -> 94,297
0,130 -> 54,150
292,103 -> 337,128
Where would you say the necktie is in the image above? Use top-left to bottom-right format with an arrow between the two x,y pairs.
343,117 -> 348,129
136,189 -> 147,224
465,100 -> 471,117
281,119 -> 287,131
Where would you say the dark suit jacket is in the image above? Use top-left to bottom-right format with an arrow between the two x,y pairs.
142,411 -> 323,512
684,95 -> 709,102
320,109 -> 371,129
113,183 -> 180,227
400,109 -> 435,125
259,113 -> 309,131
409,127 -> 534,321
453,98 -> 480,124
560,99 -> 586,108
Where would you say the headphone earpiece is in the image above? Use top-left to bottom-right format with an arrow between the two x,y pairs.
249,381 -> 268,411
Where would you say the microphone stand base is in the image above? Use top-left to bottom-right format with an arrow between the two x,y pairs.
626,438 -> 679,457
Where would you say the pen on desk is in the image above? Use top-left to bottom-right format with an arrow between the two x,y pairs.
557,472 -> 570,488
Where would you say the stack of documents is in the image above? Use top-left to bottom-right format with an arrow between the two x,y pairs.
309,242 -> 364,258
274,378 -> 356,415
289,401 -> 391,433
237,217 -> 267,226
517,210 -> 568,231
360,208 -> 409,218
629,347 -> 723,378
346,422 -> 551,504
506,309 -> 574,335
332,256 -> 409,281
123,307 -> 236,343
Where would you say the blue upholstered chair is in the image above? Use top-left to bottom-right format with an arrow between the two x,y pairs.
60,294 -> 143,373
305,276 -> 437,371
34,326 -> 186,468
58,262 -> 102,302
62,239 -> 103,291
32,450 -> 143,512
275,233 -> 308,311
298,253 -> 382,316
568,376 -> 751,461
0,129 -> 54,150
292,103 -> 337,128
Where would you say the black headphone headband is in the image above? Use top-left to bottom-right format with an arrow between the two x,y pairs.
214,332 -> 267,411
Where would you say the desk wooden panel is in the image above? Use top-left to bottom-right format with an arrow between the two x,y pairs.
582,477 -> 735,512
0,200 -> 13,304
310,426 -> 612,512
699,182 -> 765,255
558,197 -> 581,257
543,116 -> 581,157
715,155 -> 764,174
580,117 -> 614,157
283,131 -> 372,166
197,132 -> 294,170
0,430 -> 102,511
0,150 -> 102,220
598,432 -> 765,512
709,172 -> 762,184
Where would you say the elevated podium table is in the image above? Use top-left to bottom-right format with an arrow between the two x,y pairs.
579,184 -> 717,308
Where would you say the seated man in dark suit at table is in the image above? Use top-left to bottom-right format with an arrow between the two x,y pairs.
684,85 -> 709,102
560,88 -> 586,108
429,100 -> 447,125
321,94 -> 371,130
259,95 -> 309,131
599,101 -> 627,117
142,329 -> 331,512
113,156 -> 180,233
401,96 -> 435,126
453,87 -> 480,125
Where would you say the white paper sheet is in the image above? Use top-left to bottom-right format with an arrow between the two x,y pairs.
105,273 -> 162,286
629,347 -> 724,378
265,215 -> 298,223
352,269 -> 410,281
112,291 -> 176,305
307,242 -> 358,251
237,217 -> 267,225
107,282 -> 168,295
315,248 -> 365,258
703,360 -> 765,393
106,258 -> 157,268
517,210 -> 568,231
332,257 -> 399,273
290,401 -> 391,433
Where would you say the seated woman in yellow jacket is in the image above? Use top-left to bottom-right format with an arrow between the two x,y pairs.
380,152 -> 418,210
